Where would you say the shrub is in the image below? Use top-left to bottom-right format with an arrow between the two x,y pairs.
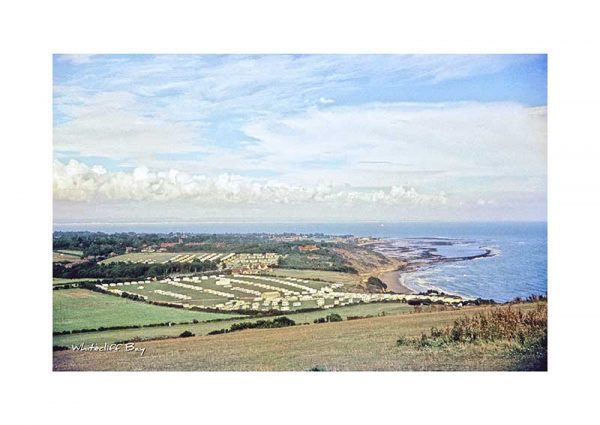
396,303 -> 547,369
179,330 -> 195,338
208,317 -> 296,335
314,313 -> 343,323
367,276 -> 387,291
413,303 -> 547,347
396,336 -> 409,346
308,365 -> 328,371
408,299 -> 431,306
326,313 -> 343,322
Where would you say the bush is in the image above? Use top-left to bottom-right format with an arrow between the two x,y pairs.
408,299 -> 431,306
396,336 -> 409,346
395,303 -> 547,370
404,303 -> 547,351
367,276 -> 387,291
308,365 -> 328,371
179,330 -> 195,338
347,314 -> 374,321
326,313 -> 343,322
208,317 -> 296,335
314,313 -> 343,324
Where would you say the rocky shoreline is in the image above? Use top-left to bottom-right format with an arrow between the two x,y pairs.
371,239 -> 497,297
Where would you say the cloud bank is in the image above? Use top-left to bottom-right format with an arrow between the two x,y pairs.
54,159 -> 447,206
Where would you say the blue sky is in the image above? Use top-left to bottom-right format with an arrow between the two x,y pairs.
53,54 -> 547,222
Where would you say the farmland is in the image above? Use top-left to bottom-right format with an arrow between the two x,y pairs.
264,268 -> 361,284
54,249 -> 84,257
54,302 -> 545,371
53,277 -> 101,285
54,288 -> 240,333
53,251 -> 83,263
53,300 -> 415,346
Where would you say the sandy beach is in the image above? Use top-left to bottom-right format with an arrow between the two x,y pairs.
378,269 -> 413,294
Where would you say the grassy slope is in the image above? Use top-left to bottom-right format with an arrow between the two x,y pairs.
53,289 -> 240,333
54,303 -> 542,371
265,268 -> 361,284
53,301 -> 414,346
53,278 -> 100,285
54,249 -> 84,257
53,252 -> 83,262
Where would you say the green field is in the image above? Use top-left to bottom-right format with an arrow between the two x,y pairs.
266,268 -> 361,284
54,249 -> 84,257
53,288 -> 241,333
53,278 -> 100,285
53,299 -> 413,346
53,252 -> 83,263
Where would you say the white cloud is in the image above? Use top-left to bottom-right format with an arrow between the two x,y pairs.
57,54 -> 94,64
55,55 -> 538,126
240,102 -> 547,187
53,91 -> 206,160
53,159 -> 447,206
319,97 -> 335,104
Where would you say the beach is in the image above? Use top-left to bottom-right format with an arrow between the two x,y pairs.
378,269 -> 412,293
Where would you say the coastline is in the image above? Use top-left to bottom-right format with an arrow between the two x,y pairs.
378,269 -> 412,294
368,238 -> 501,297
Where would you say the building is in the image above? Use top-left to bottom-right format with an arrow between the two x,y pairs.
298,244 -> 320,252
261,291 -> 280,300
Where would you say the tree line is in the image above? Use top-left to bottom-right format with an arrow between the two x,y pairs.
53,259 -> 218,280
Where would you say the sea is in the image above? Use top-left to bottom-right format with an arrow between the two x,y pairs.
54,221 -> 547,303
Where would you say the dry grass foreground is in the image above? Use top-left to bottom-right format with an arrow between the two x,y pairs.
54,303 -> 545,371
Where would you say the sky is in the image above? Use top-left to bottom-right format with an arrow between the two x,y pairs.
53,54 -> 547,223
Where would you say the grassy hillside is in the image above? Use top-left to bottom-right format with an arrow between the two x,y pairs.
53,289 -> 240,333
54,302 -> 546,371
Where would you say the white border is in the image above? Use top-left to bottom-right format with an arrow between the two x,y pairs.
2,1 -> 598,423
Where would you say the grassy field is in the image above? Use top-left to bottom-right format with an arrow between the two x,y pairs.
53,251 -> 83,263
265,268 -> 361,284
53,288 -> 241,333
54,249 -> 84,257
53,300 -> 414,346
53,278 -> 100,285
53,302 -> 545,371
